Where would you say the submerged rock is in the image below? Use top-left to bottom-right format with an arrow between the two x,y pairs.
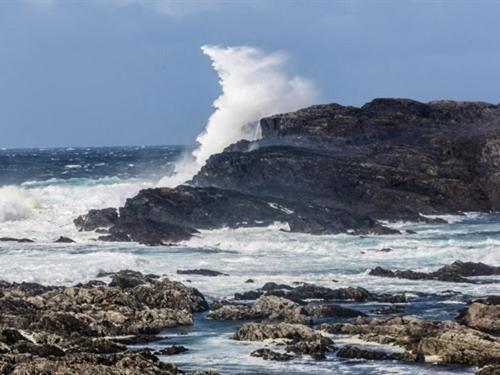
0,237 -> 34,243
54,236 -> 75,243
177,269 -> 229,277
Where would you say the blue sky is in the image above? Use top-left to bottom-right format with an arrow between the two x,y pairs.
1,0 -> 499,148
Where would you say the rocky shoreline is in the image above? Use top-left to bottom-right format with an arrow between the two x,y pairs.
73,98 -> 500,245
1,265 -> 499,374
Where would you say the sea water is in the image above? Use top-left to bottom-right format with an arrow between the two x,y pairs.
1,146 -> 498,374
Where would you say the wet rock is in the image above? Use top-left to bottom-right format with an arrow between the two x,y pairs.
110,334 -> 161,345
209,296 -> 311,324
155,345 -> 188,356
261,282 -> 293,291
177,269 -> 229,277
234,290 -> 264,300
234,322 -> 316,342
245,279 -> 255,283
306,304 -> 366,318
476,365 -> 500,375
208,303 -> 262,321
74,207 -> 118,231
369,260 -> 500,283
0,237 -> 34,243
77,99 -> 500,244
234,322 -> 334,359
318,315 -> 500,366
457,300 -> 500,334
0,350 -> 182,374
54,236 -> 75,243
336,345 -> 415,361
250,348 -> 294,361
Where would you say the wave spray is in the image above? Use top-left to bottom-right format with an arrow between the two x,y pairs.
159,45 -> 318,187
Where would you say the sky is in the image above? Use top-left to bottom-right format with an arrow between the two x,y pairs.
1,0 -> 499,148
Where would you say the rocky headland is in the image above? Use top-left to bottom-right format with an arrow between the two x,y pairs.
74,98 -> 500,245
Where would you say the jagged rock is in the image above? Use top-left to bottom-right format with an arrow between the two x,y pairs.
306,304 -> 366,318
369,261 -> 500,283
336,345 -> 415,361
457,299 -> 500,334
208,303 -> 262,321
250,348 -> 293,361
76,99 -> 500,245
318,315 -> 500,366
155,345 -> 188,356
209,296 -> 311,324
0,272 -> 216,374
74,207 -> 118,231
0,350 -> 181,374
234,322 -> 334,359
233,322 -> 316,342
177,269 -> 228,277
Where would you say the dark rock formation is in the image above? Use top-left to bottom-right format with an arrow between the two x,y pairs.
306,303 -> 366,318
155,345 -> 189,356
336,345 -> 415,361
0,237 -> 34,243
233,282 -> 405,304
250,348 -> 294,361
75,98 -> 500,245
74,207 -> 118,231
54,236 -> 75,243
177,269 -> 228,277
234,322 -> 334,359
369,261 -> 500,283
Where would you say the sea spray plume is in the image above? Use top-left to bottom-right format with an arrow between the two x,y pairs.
194,45 -> 319,166
0,186 -> 40,222
158,45 -> 319,187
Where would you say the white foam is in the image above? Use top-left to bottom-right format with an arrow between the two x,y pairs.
0,186 -> 40,222
0,178 -> 152,242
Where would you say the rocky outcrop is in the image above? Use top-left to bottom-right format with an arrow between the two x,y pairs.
369,261 -> 500,283
76,99 -> 500,245
457,297 -> 500,334
234,322 -> 334,359
0,271 -> 211,373
336,345 -> 415,361
233,282 -> 405,304
250,348 -> 293,361
209,296 -> 311,325
318,315 -> 500,367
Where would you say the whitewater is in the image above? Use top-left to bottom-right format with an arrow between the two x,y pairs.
1,46 -> 499,374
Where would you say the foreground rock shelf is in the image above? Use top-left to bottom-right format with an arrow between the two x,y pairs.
75,98 -> 500,245
0,269 -> 499,373
0,270 -> 216,374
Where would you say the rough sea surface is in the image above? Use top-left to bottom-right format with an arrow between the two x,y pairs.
1,146 -> 499,374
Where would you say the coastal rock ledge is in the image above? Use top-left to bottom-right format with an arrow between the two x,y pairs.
75,98 -> 500,245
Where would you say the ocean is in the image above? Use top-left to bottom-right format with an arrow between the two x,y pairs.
1,146 -> 499,374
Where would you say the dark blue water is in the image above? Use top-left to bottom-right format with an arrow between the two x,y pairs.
0,145 -> 189,186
